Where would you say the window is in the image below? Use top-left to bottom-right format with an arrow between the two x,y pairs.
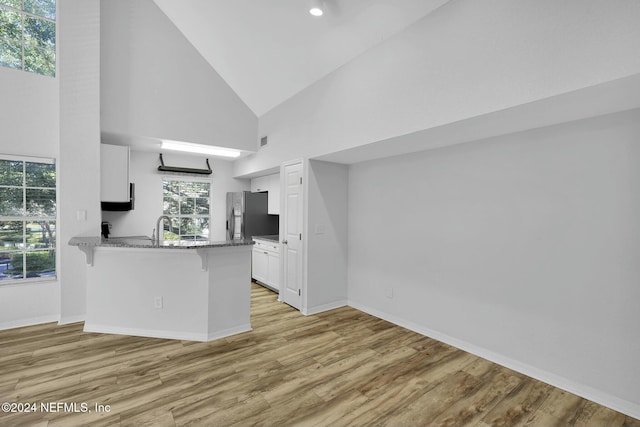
0,0 -> 56,77
162,178 -> 210,241
0,155 -> 56,282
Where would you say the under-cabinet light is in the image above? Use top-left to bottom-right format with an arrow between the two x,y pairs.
160,141 -> 241,158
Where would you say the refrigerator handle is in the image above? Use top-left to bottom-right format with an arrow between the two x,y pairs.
230,211 -> 236,240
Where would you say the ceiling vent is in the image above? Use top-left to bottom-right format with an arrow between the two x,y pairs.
260,136 -> 268,148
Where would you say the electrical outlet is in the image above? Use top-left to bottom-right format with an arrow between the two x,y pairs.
385,288 -> 393,299
154,296 -> 163,309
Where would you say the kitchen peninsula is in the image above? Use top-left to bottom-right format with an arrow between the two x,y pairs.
69,237 -> 254,342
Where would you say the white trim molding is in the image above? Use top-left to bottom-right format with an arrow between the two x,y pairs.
303,299 -> 348,316
58,315 -> 85,326
0,315 -> 59,331
84,323 -> 252,343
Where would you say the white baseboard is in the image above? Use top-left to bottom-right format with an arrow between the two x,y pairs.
84,323 -> 251,343
58,315 -> 85,325
0,315 -> 59,331
348,300 -> 640,420
207,324 -> 252,341
304,299 -> 348,316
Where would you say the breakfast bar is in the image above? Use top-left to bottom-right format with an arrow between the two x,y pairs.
70,237 -> 254,342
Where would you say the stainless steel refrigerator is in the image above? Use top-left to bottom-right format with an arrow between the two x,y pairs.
226,191 -> 279,241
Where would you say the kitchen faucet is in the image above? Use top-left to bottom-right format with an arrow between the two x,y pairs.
154,215 -> 172,246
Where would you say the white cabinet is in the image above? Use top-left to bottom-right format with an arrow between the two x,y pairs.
100,144 -> 130,202
252,238 -> 280,292
251,175 -> 269,193
268,173 -> 280,215
267,251 -> 280,286
252,248 -> 269,284
251,173 -> 280,215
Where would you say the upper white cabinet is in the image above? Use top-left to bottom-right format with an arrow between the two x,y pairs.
268,174 -> 280,215
100,144 -> 130,202
251,175 -> 269,193
251,173 -> 281,215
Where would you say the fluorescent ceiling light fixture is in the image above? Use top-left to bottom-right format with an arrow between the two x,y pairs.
161,141 -> 241,158
309,0 -> 323,16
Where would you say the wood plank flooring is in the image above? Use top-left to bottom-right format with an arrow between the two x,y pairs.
0,283 -> 638,427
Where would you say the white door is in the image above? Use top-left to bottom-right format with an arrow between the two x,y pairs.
282,161 -> 303,310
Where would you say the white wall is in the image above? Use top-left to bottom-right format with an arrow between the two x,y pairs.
57,0 -> 101,324
0,68 -> 58,158
100,0 -> 257,152
0,59 -> 60,328
234,0 -> 640,177
102,151 -> 249,241
227,2 -> 640,413
304,160 -> 348,314
347,109 -> 640,417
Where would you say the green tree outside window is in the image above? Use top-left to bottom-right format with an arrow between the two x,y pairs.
0,157 -> 56,282
0,0 -> 55,77
162,179 -> 211,241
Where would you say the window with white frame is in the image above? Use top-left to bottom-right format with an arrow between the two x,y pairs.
0,155 -> 56,282
0,0 -> 56,77
162,178 -> 210,241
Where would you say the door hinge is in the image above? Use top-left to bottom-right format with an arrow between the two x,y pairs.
299,177 -> 302,185
299,233 -> 302,240
298,289 -> 301,296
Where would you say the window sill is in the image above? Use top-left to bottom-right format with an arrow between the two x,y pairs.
0,276 -> 58,287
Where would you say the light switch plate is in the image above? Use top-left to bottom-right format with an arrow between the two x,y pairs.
76,210 -> 87,221
154,296 -> 163,309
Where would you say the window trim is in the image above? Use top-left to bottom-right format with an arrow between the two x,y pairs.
0,153 -> 54,164
0,153 -> 57,285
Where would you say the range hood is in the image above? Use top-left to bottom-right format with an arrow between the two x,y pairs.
101,183 -> 135,211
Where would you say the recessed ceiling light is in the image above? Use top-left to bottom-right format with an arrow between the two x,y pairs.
161,140 -> 241,158
309,0 -> 324,16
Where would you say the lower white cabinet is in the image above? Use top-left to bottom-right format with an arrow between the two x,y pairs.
252,239 -> 280,292
252,248 -> 269,284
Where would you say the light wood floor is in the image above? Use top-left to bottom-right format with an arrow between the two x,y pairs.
1,284 -> 638,427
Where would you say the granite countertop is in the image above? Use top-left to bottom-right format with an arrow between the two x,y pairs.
252,235 -> 280,243
69,236 -> 254,250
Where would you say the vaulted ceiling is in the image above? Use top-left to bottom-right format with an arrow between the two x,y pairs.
153,0 -> 450,116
